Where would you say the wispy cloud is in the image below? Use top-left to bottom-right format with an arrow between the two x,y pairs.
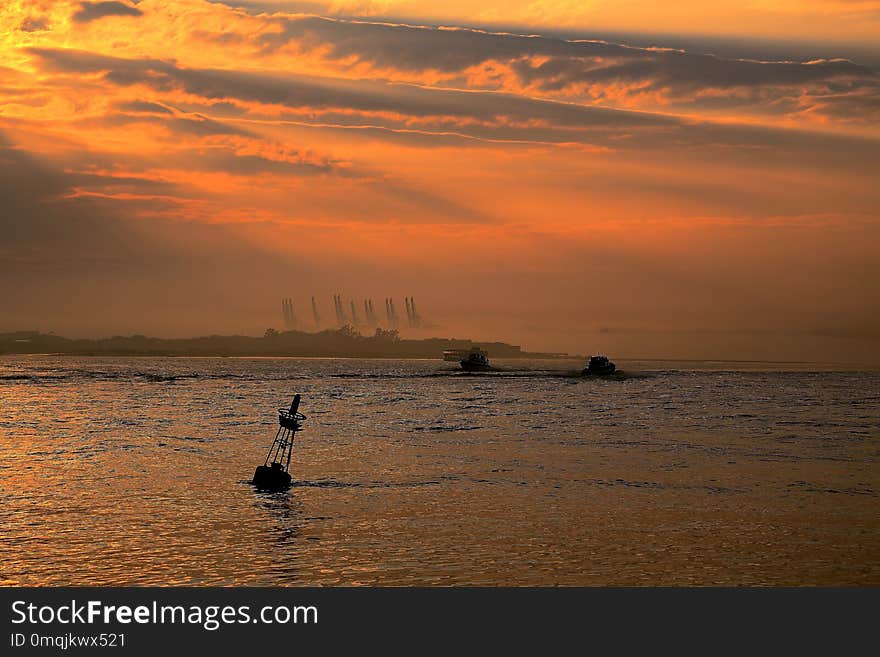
71,1 -> 143,23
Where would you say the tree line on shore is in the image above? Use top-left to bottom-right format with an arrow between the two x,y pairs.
0,327 -> 565,359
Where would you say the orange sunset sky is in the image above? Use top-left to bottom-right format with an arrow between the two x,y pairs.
1,1 -> 878,362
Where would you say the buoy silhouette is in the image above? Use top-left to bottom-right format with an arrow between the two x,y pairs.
252,394 -> 305,490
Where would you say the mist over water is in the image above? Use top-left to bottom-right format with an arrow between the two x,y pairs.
1,356 -> 877,585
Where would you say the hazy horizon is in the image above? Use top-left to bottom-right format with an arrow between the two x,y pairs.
3,321 -> 879,366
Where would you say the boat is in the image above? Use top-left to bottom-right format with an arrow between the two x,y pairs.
582,354 -> 616,375
460,347 -> 492,371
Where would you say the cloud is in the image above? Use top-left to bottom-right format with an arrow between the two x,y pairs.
71,1 -> 144,23
206,0 -> 880,50
0,132 -> 324,335
12,4 -> 879,129
3,0 -> 880,361
84,109 -> 250,137
247,15 -> 880,126
20,16 -> 51,32
0,136 -> 165,268
25,45 -> 880,164
114,100 -> 175,114
65,169 -> 181,195
25,46 -> 682,147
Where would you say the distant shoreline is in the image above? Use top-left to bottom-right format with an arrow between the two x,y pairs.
0,329 -> 573,360
0,352 -> 580,360
3,332 -> 876,368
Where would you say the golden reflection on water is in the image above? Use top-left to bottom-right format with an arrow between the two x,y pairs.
1,356 -> 878,585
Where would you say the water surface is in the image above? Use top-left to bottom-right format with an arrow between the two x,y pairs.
1,356 -> 877,585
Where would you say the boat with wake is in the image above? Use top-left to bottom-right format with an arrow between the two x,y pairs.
460,347 -> 492,371
582,354 -> 616,376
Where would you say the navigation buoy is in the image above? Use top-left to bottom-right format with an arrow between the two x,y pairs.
252,394 -> 305,490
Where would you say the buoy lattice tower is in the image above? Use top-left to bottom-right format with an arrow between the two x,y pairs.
252,394 -> 305,490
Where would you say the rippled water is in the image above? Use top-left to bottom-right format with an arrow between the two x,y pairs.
1,356 -> 878,585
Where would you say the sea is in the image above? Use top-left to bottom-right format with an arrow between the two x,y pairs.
1,355 -> 877,585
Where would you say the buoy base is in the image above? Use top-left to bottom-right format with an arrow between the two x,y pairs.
252,464 -> 292,490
